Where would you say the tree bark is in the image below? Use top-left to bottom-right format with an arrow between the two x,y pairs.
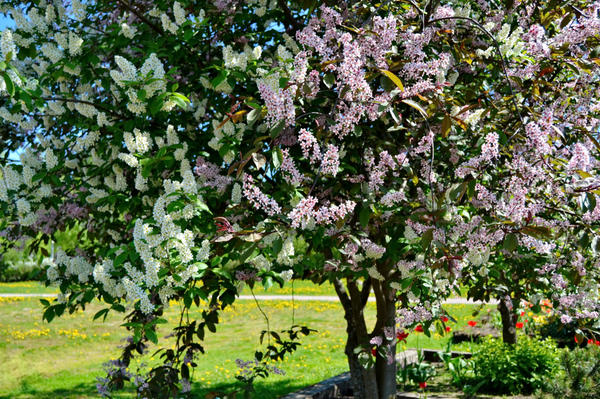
334,278 -> 379,399
373,280 -> 397,399
498,295 -> 518,345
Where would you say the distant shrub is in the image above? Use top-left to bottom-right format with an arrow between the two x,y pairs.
466,335 -> 560,395
538,345 -> 600,399
0,251 -> 44,282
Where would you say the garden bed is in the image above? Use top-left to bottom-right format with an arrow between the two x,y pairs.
281,349 -> 537,399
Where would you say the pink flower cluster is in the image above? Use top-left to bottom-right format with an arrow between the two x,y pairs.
280,149 -> 304,185
257,81 -> 295,128
321,144 -> 340,176
287,196 -> 356,228
242,174 -> 281,216
298,128 -> 321,164
367,151 -> 399,191
194,157 -> 233,193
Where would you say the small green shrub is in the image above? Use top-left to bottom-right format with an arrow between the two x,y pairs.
0,252 -> 45,282
466,335 -> 560,395
538,345 -> 600,399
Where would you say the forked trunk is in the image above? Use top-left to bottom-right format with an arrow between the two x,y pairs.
344,316 -> 379,399
334,278 -> 398,399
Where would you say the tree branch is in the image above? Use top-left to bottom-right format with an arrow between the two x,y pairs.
333,278 -> 352,310
360,277 -> 372,308
277,0 -> 301,34
116,0 -> 163,35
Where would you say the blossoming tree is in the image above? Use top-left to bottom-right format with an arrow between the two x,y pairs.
1,1 -> 600,398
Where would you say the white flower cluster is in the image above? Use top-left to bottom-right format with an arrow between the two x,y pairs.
1,30 -> 15,61
361,238 -> 386,259
223,45 -> 262,71
93,259 -> 126,298
110,54 -> 166,114
119,23 -> 137,39
68,32 -> 83,56
249,254 -> 271,271
54,249 -> 94,283
477,23 -> 524,58
276,234 -> 297,266
124,129 -> 152,154
173,2 -> 187,26
110,56 -> 137,86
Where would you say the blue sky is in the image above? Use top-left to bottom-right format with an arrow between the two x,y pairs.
0,14 -> 14,30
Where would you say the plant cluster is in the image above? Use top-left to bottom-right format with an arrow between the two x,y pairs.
538,345 -> 600,399
457,335 -> 559,395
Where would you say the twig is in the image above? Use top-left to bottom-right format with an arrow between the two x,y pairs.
116,0 -> 163,35
250,286 -> 271,346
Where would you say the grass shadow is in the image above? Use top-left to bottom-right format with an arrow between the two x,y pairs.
190,377 -> 312,399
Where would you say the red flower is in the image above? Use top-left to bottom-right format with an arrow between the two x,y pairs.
371,348 -> 377,357
575,336 -> 579,344
419,382 -> 427,389
397,331 -> 409,343
520,311 -> 525,317
467,321 -> 477,327
445,326 -> 452,333
516,322 -> 523,329
524,319 -> 528,323
414,325 -> 424,333
595,340 -> 600,346
440,316 -> 449,323
588,339 -> 593,345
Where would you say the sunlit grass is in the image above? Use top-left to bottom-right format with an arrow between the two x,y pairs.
0,293 -> 492,398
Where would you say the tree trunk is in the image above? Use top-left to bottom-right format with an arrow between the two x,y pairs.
498,295 -> 517,345
334,277 -> 399,399
334,278 -> 379,399
374,281 -> 397,399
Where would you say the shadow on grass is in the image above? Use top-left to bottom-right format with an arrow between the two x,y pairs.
191,378 -> 310,399
0,377 -> 311,399
0,384 -> 134,399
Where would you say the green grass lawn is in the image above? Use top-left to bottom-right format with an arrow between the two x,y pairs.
0,281 -> 60,294
0,292 -> 492,399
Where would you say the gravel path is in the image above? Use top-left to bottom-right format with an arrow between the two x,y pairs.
0,292 -> 498,304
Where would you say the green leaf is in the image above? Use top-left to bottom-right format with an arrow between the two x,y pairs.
359,206 -> 371,228
3,73 -> 14,96
441,114 -> 452,137
170,92 -> 190,109
278,77 -> 289,89
379,69 -> 404,92
421,229 -> 434,250
520,225 -> 552,239
270,120 -> 285,138
401,99 -> 428,118
503,233 -> 518,252
272,148 -> 283,170
43,306 -> 55,323
145,328 -> 158,344
93,308 -> 110,321
323,73 -> 335,89
252,152 -> 267,170
211,70 -> 228,88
